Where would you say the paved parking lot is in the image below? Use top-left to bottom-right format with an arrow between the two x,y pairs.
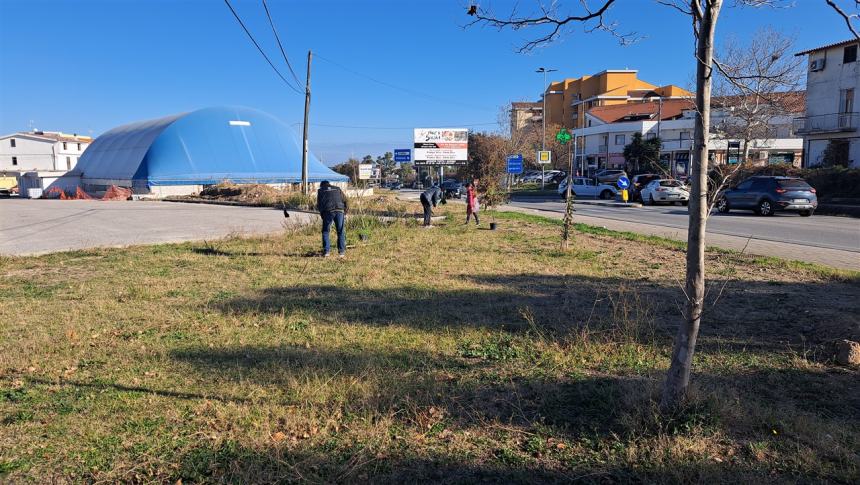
0,199 -> 315,256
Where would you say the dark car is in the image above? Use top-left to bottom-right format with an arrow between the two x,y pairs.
630,173 -> 661,202
717,176 -> 817,217
441,180 -> 463,199
595,169 -> 628,184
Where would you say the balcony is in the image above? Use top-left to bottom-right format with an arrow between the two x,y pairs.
661,139 -> 693,151
793,112 -> 858,134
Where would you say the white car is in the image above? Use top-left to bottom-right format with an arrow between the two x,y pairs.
558,177 -> 618,200
519,171 -> 543,183
640,179 -> 689,205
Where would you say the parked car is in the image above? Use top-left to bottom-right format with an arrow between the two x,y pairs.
716,176 -> 817,217
519,171 -> 543,184
595,169 -> 628,184
630,174 -> 662,202
549,171 -> 568,184
641,179 -> 690,205
441,180 -> 464,199
558,177 -> 619,200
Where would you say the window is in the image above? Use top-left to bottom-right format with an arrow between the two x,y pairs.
646,132 -> 656,140
12,156 -> 17,166
751,178 -> 770,191
680,131 -> 691,140
9,139 -> 15,148
736,179 -> 753,190
844,45 -> 857,64
77,143 -> 81,151
66,156 -> 71,169
615,134 -> 626,145
63,142 -> 67,150
840,88 -> 854,113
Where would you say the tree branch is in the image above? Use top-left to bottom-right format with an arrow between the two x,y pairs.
825,0 -> 860,39
465,0 -> 638,52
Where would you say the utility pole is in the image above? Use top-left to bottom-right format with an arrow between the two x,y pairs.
301,50 -> 312,195
536,67 -> 556,190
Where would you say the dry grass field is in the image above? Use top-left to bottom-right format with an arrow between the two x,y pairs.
1,204 -> 858,483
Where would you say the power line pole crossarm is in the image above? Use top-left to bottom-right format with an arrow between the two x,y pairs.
301,50 -> 312,195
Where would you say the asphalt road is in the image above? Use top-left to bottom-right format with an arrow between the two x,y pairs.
508,194 -> 860,269
0,199 -> 316,256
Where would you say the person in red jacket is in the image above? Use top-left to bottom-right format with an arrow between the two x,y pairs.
465,182 -> 479,225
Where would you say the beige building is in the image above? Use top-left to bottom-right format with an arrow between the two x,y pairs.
509,101 -> 542,135
511,69 -> 693,138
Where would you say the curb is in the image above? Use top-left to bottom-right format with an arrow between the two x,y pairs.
509,195 -> 642,208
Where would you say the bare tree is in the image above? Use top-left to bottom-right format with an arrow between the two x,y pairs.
825,0 -> 860,39
466,0 -> 795,410
712,28 -> 805,165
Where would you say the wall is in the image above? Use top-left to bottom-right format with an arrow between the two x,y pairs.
54,139 -> 87,170
805,44 -> 860,119
0,136 -> 56,171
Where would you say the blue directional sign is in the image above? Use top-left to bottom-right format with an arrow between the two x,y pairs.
617,176 -> 630,189
506,154 -> 523,174
394,149 -> 411,162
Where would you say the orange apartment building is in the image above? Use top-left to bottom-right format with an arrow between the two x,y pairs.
513,69 -> 692,135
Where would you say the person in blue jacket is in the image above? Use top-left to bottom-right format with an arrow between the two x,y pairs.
420,185 -> 444,227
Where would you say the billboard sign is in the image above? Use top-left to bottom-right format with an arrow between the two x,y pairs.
414,128 -> 468,165
394,149 -> 411,162
358,163 -> 373,180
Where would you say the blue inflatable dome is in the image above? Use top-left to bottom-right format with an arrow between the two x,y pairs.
75,106 -> 346,191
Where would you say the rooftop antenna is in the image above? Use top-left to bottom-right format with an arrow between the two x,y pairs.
28,120 -> 35,131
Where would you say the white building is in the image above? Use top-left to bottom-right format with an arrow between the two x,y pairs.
794,39 -> 860,167
0,131 -> 91,172
572,98 -> 803,178
0,131 -> 92,197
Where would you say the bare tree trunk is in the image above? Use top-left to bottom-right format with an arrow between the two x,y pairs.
662,0 -> 721,411
742,138 -> 751,165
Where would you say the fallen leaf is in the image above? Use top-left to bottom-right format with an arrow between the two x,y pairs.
272,431 -> 286,443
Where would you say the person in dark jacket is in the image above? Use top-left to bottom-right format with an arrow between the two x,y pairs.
420,185 -> 444,227
317,181 -> 348,256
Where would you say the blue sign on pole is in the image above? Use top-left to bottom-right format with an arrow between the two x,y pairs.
394,149 -> 411,162
506,154 -> 523,174
617,176 -> 631,189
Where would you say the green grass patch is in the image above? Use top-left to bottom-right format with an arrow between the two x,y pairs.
0,201 -> 857,483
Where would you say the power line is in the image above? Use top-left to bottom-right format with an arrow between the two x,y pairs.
290,122 -> 499,130
261,0 -> 303,89
223,0 -> 303,95
315,53 -> 496,112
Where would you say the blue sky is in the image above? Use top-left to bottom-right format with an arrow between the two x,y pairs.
0,0 -> 849,163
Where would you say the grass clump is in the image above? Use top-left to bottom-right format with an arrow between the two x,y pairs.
0,203 -> 858,483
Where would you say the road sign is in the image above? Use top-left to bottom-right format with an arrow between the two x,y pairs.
555,128 -> 572,145
617,176 -> 630,189
537,150 -> 552,164
359,163 -> 373,180
394,149 -> 411,162
506,154 -> 523,174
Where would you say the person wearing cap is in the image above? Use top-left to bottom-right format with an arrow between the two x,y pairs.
317,181 -> 348,257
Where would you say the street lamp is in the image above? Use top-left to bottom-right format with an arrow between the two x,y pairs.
537,67 -> 557,189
